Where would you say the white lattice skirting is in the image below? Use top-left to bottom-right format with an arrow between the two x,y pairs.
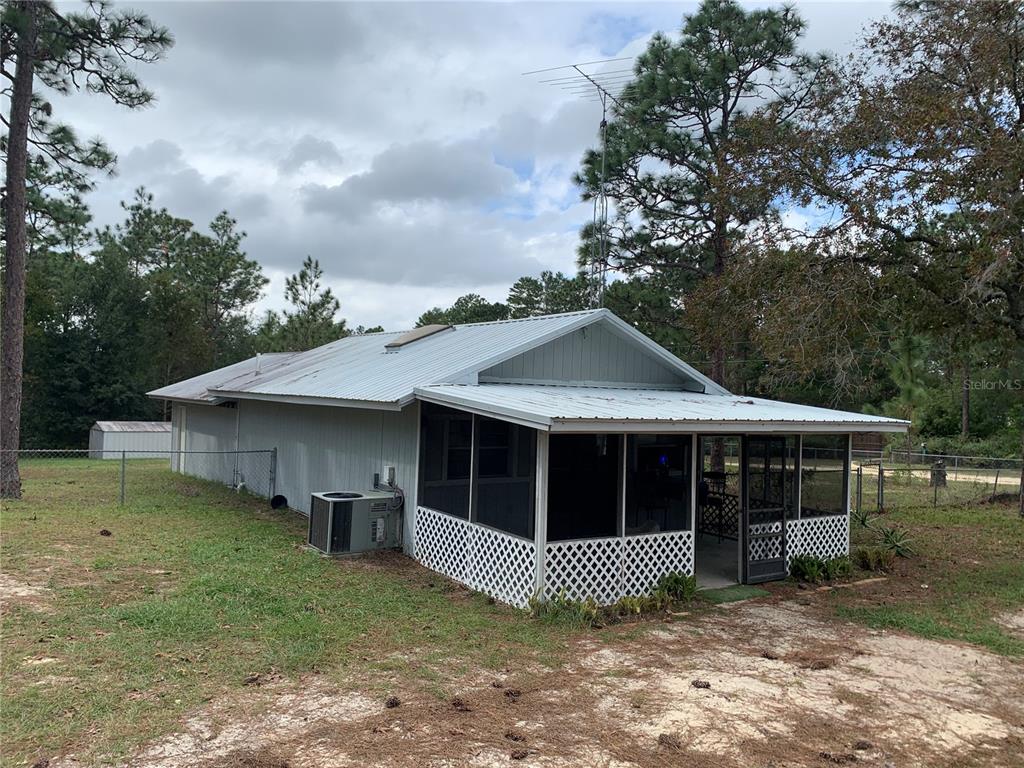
413,506 -> 536,609
545,530 -> 694,605
786,515 -> 849,570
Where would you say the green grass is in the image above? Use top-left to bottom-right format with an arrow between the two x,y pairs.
0,461 -> 570,765
834,503 -> 1024,656
699,584 -> 770,604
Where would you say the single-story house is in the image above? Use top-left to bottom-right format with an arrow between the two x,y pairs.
149,309 -> 908,607
88,420 -> 172,459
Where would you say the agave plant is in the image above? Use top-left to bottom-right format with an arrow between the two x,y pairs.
877,525 -> 916,557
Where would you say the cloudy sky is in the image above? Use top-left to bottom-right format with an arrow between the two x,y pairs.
58,1 -> 893,331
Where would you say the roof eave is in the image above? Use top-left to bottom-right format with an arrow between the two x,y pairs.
210,389 -> 404,411
547,419 -> 910,434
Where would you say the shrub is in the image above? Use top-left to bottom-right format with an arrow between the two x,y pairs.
789,554 -> 826,583
822,555 -> 852,581
790,554 -> 852,583
528,592 -> 601,628
654,572 -> 698,602
852,545 -> 896,572
876,525 -> 916,557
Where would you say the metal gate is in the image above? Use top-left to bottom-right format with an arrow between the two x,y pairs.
742,436 -> 796,584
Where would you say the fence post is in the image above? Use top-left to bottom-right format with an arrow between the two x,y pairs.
992,469 -> 1000,502
269,448 -> 277,497
878,462 -> 885,511
120,450 -> 126,506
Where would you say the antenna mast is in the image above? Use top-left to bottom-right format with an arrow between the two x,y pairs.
523,57 -> 633,308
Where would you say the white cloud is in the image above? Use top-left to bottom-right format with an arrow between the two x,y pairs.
55,1 -> 891,331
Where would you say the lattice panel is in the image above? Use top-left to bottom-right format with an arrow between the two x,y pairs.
786,514 -> 849,570
414,506 -> 470,583
544,537 -> 623,604
465,524 -> 536,609
545,531 -> 694,605
622,531 -> 694,596
414,507 -> 536,609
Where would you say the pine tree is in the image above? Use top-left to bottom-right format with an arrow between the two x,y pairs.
1,0 -> 171,497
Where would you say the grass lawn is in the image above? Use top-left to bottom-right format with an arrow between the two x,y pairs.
827,501 -> 1024,656
2,461 -> 1022,766
0,461 -> 570,766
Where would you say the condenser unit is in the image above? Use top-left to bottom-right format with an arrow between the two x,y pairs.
307,490 -> 400,555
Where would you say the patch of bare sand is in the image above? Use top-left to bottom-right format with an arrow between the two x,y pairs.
995,608 -> 1024,639
0,570 -> 53,612
584,603 -> 1024,766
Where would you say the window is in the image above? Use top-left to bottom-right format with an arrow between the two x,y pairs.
473,417 -> 536,538
547,434 -> 621,542
419,403 -> 472,518
800,434 -> 849,516
625,435 -> 691,534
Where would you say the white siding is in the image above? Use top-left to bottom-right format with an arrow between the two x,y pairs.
235,399 -> 420,551
88,427 -> 173,458
479,323 -> 687,389
181,403 -> 237,483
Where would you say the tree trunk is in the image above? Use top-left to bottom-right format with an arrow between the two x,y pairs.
0,2 -> 38,499
960,358 -> 970,439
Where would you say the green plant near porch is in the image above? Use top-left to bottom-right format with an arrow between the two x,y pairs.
789,554 -> 852,583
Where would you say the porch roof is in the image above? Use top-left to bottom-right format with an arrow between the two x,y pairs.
414,383 -> 910,433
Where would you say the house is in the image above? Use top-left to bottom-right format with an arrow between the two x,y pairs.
88,421 -> 172,459
149,309 -> 908,607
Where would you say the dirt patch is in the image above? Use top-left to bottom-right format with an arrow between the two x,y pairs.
50,601 -> 1024,768
0,571 -> 53,612
995,609 -> 1024,639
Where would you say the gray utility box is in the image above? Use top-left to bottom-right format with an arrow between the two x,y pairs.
308,490 -> 400,555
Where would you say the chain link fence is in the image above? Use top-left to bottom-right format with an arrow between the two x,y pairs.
0,449 -> 276,505
853,450 -> 1023,513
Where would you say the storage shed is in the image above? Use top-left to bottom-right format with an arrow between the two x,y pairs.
149,309 -> 909,607
88,421 -> 172,458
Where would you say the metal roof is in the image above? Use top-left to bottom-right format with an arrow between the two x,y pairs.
148,352 -> 299,403
149,310 -> 727,407
414,384 -> 910,433
91,421 -> 172,433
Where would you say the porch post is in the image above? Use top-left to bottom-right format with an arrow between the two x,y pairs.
690,434 -> 698,577
795,435 -> 803,520
533,430 -> 549,600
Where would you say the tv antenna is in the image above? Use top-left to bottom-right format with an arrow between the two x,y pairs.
523,57 -> 635,308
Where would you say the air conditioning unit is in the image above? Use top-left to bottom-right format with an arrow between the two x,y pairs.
307,490 -> 400,555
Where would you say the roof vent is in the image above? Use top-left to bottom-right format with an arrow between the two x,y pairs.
385,324 -> 453,350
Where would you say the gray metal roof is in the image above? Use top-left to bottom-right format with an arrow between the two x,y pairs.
415,384 -> 910,433
149,310 -> 727,407
148,352 -> 299,403
92,421 -> 172,433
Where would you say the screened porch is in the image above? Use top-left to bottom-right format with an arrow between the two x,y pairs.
412,401 -> 854,608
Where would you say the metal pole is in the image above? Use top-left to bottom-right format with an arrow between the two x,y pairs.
992,469 -> 1000,501
878,461 -> 885,511
120,450 -> 126,506
270,448 -> 277,497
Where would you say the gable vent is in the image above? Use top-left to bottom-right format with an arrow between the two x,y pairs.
385,324 -> 453,350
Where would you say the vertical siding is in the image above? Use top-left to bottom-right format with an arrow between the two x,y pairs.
89,428 -> 172,458
234,400 -> 420,552
479,323 -> 685,388
182,404 -> 237,483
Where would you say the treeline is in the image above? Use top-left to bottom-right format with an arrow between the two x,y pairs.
4,0 -> 1024,462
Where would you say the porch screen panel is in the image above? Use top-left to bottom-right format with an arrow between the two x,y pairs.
419,403 -> 472,519
800,434 -> 849,516
548,434 -> 621,542
625,435 -> 691,533
473,417 -> 536,538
